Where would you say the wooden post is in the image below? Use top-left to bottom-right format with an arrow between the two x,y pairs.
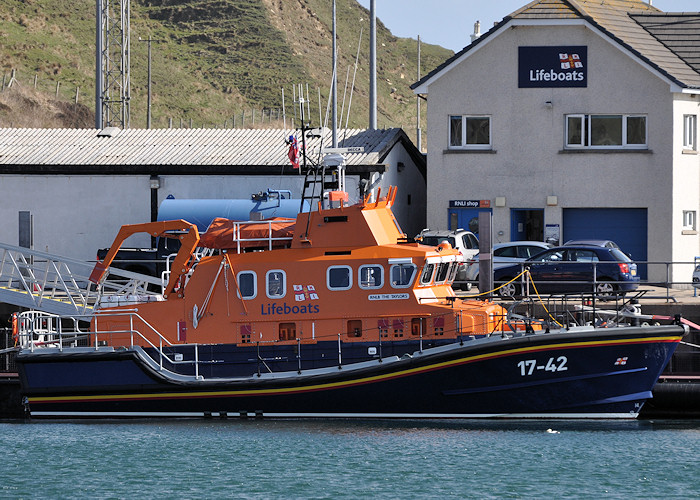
55,81 -> 60,98
75,87 -> 80,104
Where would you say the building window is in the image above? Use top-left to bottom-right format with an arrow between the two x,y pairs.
449,115 -> 491,149
327,265 -> 352,290
684,115 -> 697,151
237,271 -> 257,299
683,211 -> 696,232
565,114 -> 647,149
358,264 -> 383,289
266,270 -> 286,298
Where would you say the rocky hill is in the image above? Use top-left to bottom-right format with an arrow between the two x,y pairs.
0,0 -> 452,143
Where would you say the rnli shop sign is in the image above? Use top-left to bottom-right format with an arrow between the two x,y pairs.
518,46 -> 587,88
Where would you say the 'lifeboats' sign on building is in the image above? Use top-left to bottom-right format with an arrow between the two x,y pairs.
518,46 -> 587,88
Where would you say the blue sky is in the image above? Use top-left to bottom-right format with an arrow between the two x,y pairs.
356,0 -> 699,52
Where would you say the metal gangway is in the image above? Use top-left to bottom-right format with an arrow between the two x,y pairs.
0,242 -> 162,317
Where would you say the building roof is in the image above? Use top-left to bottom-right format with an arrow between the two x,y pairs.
412,0 -> 700,92
631,13 -> 700,75
0,127 -> 423,176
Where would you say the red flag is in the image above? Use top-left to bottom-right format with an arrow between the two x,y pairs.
287,135 -> 299,169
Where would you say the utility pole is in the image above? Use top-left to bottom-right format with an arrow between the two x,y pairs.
369,0 -> 377,130
332,0 -> 338,147
416,35 -> 421,151
139,36 -> 162,129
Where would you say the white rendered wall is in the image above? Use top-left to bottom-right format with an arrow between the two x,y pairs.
425,24 -> 683,282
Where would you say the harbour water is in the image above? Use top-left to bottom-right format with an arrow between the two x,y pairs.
2,419 -> 699,498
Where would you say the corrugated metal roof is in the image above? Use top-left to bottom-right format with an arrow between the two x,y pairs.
0,127 -> 411,167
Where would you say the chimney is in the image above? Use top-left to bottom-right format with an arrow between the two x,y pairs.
471,21 -> 481,43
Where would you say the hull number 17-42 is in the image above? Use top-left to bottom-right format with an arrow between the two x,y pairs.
518,356 -> 568,376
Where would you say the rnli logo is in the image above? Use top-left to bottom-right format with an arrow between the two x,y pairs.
614,357 -> 628,366
559,53 -> 583,70
294,284 -> 319,302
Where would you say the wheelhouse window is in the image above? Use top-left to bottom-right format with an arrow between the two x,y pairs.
684,115 -> 697,151
449,115 -> 491,149
420,263 -> 435,285
266,270 -> 286,298
327,265 -> 352,290
237,271 -> 257,299
390,263 -> 416,288
435,262 -> 451,283
358,264 -> 383,289
566,114 -> 647,149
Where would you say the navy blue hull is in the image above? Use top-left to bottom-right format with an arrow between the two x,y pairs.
17,326 -> 683,418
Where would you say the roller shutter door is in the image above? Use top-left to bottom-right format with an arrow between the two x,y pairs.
563,208 -> 647,278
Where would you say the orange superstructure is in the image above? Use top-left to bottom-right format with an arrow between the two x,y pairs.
91,186 -> 508,348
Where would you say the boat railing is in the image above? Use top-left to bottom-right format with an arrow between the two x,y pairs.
227,219 -> 294,253
16,309 -> 206,379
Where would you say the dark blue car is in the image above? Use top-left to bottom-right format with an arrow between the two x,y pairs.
493,245 -> 639,298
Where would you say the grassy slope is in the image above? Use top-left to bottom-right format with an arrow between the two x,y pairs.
0,0 -> 452,139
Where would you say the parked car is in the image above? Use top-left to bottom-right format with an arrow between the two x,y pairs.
693,265 -> 700,289
415,228 -> 478,291
464,241 -> 552,282
493,245 -> 639,298
564,239 -> 621,250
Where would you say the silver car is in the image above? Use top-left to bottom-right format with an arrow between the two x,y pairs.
465,241 -> 552,282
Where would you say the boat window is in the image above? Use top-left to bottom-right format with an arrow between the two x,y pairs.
411,318 -> 426,336
359,264 -> 383,289
266,270 -> 286,298
390,263 -> 416,288
240,324 -> 252,344
448,262 -> 458,282
279,322 -> 296,341
347,319 -> 362,338
435,262 -> 450,283
237,271 -> 257,299
393,318 -> 405,338
327,265 -> 352,290
420,263 -> 435,285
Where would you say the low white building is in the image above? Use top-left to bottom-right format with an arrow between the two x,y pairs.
413,0 -> 700,283
0,127 -> 425,262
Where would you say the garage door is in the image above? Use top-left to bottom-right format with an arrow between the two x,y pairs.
563,208 -> 648,278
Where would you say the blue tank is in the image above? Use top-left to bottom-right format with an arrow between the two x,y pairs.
158,190 -> 310,231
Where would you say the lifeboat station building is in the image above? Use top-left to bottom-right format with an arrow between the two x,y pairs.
0,127 -> 425,262
412,0 -> 700,283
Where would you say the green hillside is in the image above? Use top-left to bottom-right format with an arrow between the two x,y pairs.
0,0 -> 452,143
